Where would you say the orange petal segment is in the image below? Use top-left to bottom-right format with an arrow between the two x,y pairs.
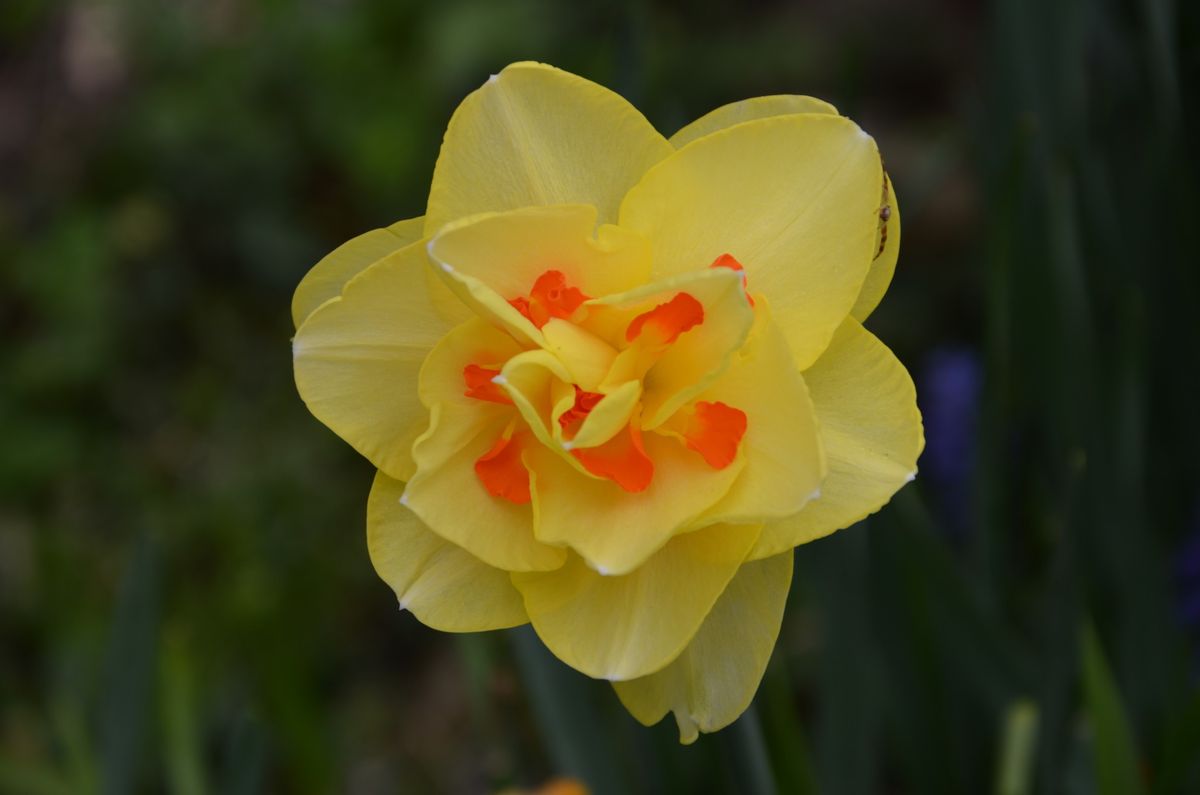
709,253 -> 755,306
625,292 -> 704,346
684,401 -> 748,469
532,270 -> 589,316
510,270 -> 591,329
558,385 -> 605,439
463,364 -> 514,405
475,431 -> 532,504
508,295 -> 538,325
572,423 -> 655,492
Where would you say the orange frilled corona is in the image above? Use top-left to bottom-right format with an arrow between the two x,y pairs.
292,62 -> 922,743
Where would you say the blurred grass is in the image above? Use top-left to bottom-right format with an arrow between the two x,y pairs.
1,0 -> 1197,792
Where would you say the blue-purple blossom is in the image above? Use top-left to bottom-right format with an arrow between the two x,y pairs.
917,347 -> 982,538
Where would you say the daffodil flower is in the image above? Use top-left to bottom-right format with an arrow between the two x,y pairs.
292,62 -> 923,743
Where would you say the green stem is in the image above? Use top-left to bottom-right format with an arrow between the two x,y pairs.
507,626 -> 626,795
723,703 -> 778,795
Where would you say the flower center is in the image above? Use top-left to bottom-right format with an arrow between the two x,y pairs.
558,385 -> 605,438
464,267 -> 750,502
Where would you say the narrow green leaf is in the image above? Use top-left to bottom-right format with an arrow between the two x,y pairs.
994,700 -> 1038,795
161,633 -> 207,795
1080,623 -> 1146,795
805,525 -> 880,795
758,658 -> 818,795
99,536 -> 161,795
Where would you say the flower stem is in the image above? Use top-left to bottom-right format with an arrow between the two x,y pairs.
722,703 -> 778,795
508,626 -> 627,795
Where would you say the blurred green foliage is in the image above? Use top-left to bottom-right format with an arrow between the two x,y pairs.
1,0 -> 1197,792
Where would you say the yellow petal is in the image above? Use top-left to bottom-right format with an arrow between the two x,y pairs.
850,173 -> 901,321
291,217 -> 424,330
620,114 -> 883,370
497,349 -> 575,450
566,379 -> 642,450
695,299 -> 825,524
403,320 -> 567,573
431,252 -> 545,348
588,267 -> 755,429
415,317 -> 524,411
524,433 -> 745,575
613,550 -> 792,743
750,317 -> 924,559
512,522 -> 761,680
425,62 -> 673,233
668,99 -> 907,329
667,97 -> 905,325
542,318 -> 618,392
428,204 -> 651,303
668,95 -> 838,148
367,471 -> 527,632
405,409 -> 566,573
293,241 -> 454,482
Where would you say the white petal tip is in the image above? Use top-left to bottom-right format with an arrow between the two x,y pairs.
596,565 -> 612,576
561,441 -> 574,451
487,73 -> 499,83
906,470 -> 918,483
808,487 -> 822,501
397,600 -> 408,612
438,261 -> 454,273
398,493 -> 410,506
491,374 -> 507,385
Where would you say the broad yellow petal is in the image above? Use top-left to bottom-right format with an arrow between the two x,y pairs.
428,204 -> 651,304
368,471 -> 527,632
524,434 -> 745,576
696,299 -> 825,524
750,317 -> 924,559
667,98 -> 900,324
291,217 -> 424,330
613,550 -> 792,743
512,521 -> 761,680
293,241 -> 454,482
403,320 -> 566,573
588,267 -> 755,429
850,174 -> 901,321
620,114 -> 883,370
668,95 -> 837,148
425,62 -> 673,233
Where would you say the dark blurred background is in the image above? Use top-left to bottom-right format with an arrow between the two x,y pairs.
1,0 -> 1198,793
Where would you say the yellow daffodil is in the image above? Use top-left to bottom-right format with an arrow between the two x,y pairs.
292,62 -> 923,743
